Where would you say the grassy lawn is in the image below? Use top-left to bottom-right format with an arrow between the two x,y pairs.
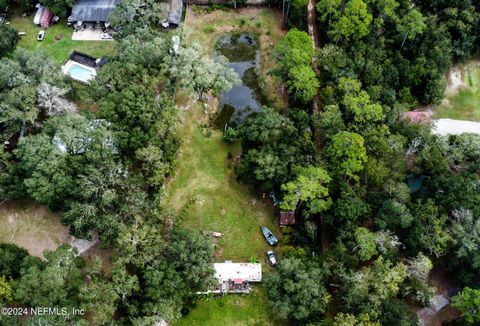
166,104 -> 283,325
184,6 -> 287,109
175,287 -> 284,326
168,8 -> 288,324
436,62 -> 480,121
0,200 -> 69,259
11,15 -> 116,64
166,104 -> 281,261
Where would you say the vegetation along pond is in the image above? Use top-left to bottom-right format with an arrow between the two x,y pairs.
214,33 -> 266,127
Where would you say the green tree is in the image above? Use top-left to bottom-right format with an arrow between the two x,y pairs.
341,256 -> 408,316
143,228 -> 215,321
287,65 -> 319,103
169,42 -> 241,99
450,209 -> 480,270
0,243 -> 29,279
397,9 -> 426,50
327,131 -> 368,181
265,257 -> 330,320
452,287 -> 480,325
0,25 -> 19,58
40,0 -> 74,17
14,245 -> 83,310
280,165 -> 332,216
276,28 -> 314,70
354,227 -> 378,262
0,276 -> 13,304
330,0 -> 372,42
333,312 -> 380,326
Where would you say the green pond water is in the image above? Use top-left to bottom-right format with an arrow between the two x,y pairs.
214,33 -> 265,127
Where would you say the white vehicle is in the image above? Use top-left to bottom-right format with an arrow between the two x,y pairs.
37,30 -> 45,41
266,251 -> 277,266
101,33 -> 113,39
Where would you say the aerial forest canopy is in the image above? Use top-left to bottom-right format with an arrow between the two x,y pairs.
0,0 -> 480,324
236,0 -> 480,324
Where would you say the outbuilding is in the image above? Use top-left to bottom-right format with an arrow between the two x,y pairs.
70,0 -> 119,23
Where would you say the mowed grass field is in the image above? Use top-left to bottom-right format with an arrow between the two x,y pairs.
11,14 -> 116,64
437,62 -> 480,121
168,104 -> 284,326
165,105 -> 281,261
176,287 -> 284,326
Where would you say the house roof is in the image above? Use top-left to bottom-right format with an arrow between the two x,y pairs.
70,0 -> 120,22
279,211 -> 295,226
214,262 -> 262,283
167,0 -> 182,25
40,7 -> 54,28
403,111 -> 432,124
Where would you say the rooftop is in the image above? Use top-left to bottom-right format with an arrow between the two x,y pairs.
71,0 -> 120,22
214,262 -> 262,283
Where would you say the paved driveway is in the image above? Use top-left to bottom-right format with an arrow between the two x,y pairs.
432,119 -> 480,136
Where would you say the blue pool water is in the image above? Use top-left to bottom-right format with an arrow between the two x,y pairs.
67,63 -> 95,83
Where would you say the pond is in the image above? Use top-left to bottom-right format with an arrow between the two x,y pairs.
214,33 -> 265,128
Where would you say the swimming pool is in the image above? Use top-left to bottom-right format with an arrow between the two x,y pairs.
62,61 -> 96,83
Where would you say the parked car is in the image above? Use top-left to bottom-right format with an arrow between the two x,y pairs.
266,251 -> 277,266
37,30 -> 45,41
261,226 -> 278,246
101,33 -> 113,39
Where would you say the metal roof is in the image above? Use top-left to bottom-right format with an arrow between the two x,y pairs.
70,0 -> 120,22
213,262 -> 262,283
167,0 -> 182,25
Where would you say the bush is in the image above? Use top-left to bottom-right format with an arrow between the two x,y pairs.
0,25 -> 20,58
203,24 -> 215,34
0,243 -> 30,279
223,127 -> 238,143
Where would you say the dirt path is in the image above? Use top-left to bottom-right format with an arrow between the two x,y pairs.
307,0 -> 329,252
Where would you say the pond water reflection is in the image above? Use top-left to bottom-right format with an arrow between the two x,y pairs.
214,33 -> 265,128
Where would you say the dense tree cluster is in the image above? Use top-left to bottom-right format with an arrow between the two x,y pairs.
0,24 -> 238,323
234,0 -> 480,324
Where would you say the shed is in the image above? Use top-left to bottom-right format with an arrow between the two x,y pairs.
33,5 -> 44,25
161,0 -> 182,28
278,211 -> 295,227
403,111 -> 432,124
70,0 -> 120,23
40,7 -> 54,28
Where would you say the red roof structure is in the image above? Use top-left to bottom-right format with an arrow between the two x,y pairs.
233,278 -> 244,285
278,211 -> 296,227
40,7 -> 54,28
403,111 -> 432,124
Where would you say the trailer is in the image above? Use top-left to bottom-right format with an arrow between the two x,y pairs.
33,5 -> 44,25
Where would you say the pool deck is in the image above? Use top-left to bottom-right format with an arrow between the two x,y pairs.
62,60 -> 97,83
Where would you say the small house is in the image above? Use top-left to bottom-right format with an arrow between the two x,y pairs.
198,262 -> 262,294
278,210 -> 295,227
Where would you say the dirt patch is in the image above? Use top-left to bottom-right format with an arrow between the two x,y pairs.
446,66 -> 466,94
55,34 -> 64,41
0,200 -> 70,259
